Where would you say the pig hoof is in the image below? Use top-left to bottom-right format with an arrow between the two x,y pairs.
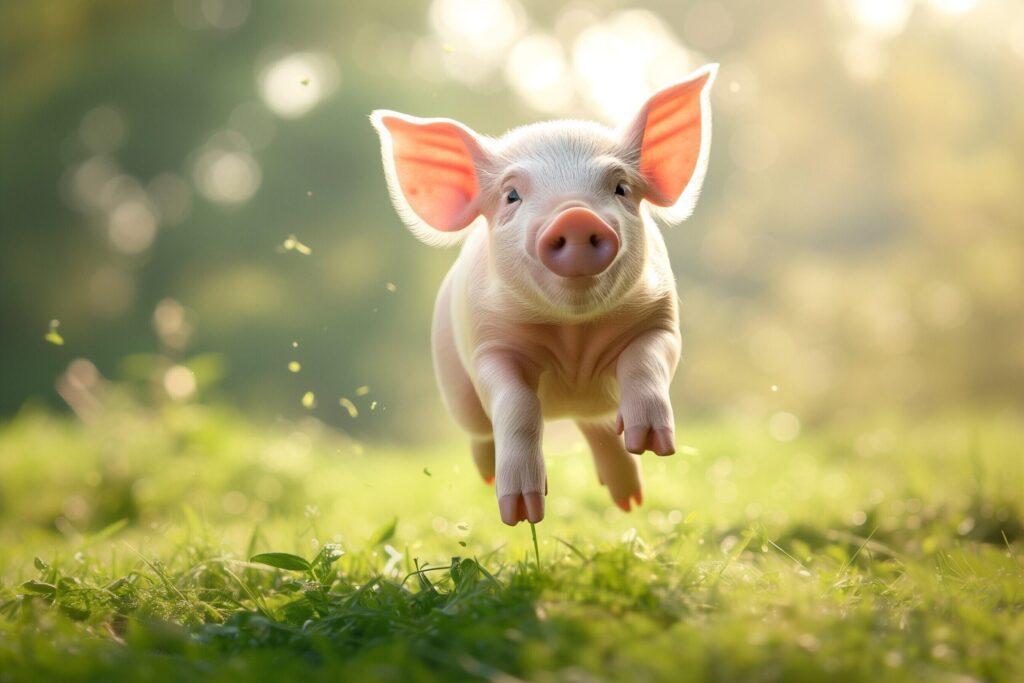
614,491 -> 643,512
624,425 -> 675,456
650,429 -> 675,456
498,492 -> 545,526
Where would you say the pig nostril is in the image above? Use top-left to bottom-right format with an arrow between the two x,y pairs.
553,236 -> 566,250
589,234 -> 600,248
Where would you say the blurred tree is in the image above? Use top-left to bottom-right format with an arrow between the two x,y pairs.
1,0 -> 1021,441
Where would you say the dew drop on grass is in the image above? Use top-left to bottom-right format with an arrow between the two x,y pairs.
288,361 -> 301,372
45,319 -> 64,346
302,391 -> 316,408
339,397 -> 358,418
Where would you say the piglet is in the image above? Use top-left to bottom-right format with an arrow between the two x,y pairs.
371,65 -> 717,525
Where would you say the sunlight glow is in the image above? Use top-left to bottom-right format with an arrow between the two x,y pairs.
430,0 -> 524,85
430,0 -> 521,53
504,33 -> 572,114
258,52 -> 338,118
848,0 -> 913,38
928,0 -> 979,15
572,10 -> 695,122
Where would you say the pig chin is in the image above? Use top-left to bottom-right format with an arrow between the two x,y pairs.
528,265 -> 633,320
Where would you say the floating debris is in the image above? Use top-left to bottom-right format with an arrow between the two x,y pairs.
442,43 -> 455,53
301,391 -> 316,409
423,468 -> 431,477
339,397 -> 358,418
370,400 -> 378,411
355,385 -> 370,396
288,361 -> 301,373
282,235 -> 312,255
771,384 -> 779,392
306,190 -> 314,198
44,319 -> 64,346
385,282 -> 397,293
292,341 -> 299,348
300,78 -> 310,86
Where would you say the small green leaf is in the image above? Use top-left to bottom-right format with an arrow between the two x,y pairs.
21,580 -> 56,596
33,557 -> 49,571
369,517 -> 397,546
249,553 -> 311,572
44,319 -> 64,346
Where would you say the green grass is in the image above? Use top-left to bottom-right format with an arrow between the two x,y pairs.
1,404 -> 1022,682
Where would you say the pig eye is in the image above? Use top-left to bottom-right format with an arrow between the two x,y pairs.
506,189 -> 521,204
614,182 -> 627,197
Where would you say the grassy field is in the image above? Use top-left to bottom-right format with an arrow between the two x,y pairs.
1,404 -> 1022,682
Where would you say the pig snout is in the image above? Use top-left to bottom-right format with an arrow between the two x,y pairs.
537,207 -> 619,278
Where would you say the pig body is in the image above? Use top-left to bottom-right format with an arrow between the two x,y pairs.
372,65 -> 717,525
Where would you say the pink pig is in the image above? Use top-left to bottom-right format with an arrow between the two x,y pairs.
371,65 -> 717,525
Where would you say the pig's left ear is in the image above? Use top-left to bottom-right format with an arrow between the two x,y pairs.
371,110 -> 490,247
619,64 -> 718,221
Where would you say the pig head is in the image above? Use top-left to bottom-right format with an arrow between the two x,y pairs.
371,65 -> 717,525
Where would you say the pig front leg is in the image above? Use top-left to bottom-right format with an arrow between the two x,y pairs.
475,354 -> 546,525
615,329 -> 680,456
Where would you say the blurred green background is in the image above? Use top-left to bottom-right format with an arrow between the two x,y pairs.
2,0 -> 1023,443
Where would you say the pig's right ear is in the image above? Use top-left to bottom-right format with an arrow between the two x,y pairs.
371,110 -> 489,247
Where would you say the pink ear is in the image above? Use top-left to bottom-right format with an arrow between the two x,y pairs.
372,112 -> 484,235
625,65 -> 717,208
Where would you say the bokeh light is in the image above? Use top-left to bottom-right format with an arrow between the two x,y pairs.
163,365 -> 197,401
572,10 -> 695,122
107,200 -> 158,254
847,0 -> 914,38
504,33 -> 573,114
429,0 -> 524,86
191,133 -> 262,204
258,52 -> 339,118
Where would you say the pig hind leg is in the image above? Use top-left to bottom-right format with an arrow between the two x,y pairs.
432,278 -> 494,483
576,419 -> 643,511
